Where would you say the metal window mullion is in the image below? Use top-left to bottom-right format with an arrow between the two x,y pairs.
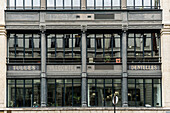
160,79 -> 162,107
120,0 -> 121,9
143,35 -> 145,58
54,0 -> 56,9
55,79 -> 57,107
111,0 -> 112,9
80,0 -> 81,9
112,79 -> 114,106
24,34 -> 25,58
94,0 -> 96,9
95,34 -> 96,57
142,0 -> 144,8
152,79 -> 154,107
63,0 -> 64,9
143,79 -> 145,107
6,79 -> 8,107
7,36 -> 9,63
23,79 -> 25,107
32,0 -> 33,9
23,0 -> 25,9
55,34 -> 57,58
134,34 -> 136,57
135,79 -> 137,107
151,0 -> 152,9
159,36 -> 161,62
72,79 -> 74,106
14,34 -> 16,58
63,35 -> 65,58
32,79 -> 34,107
71,0 -> 73,9
133,0 -> 135,9
120,34 -> 122,58
104,79 -> 105,106
63,79 -> 65,106
32,34 -> 34,58
103,34 -> 105,57
151,33 -> 153,57
72,34 -> 73,58
15,79 -> 16,107
111,36 -> 113,58
95,79 -> 97,106
15,0 -> 16,9
102,0 -> 104,9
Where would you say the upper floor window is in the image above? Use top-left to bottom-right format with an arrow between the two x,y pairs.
127,0 -> 160,9
8,33 -> 41,63
86,0 -> 121,10
127,32 -> 161,63
46,0 -> 81,10
7,0 -> 41,10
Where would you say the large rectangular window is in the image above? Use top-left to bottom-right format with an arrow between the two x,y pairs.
127,33 -> 160,62
128,79 -> 161,107
47,34 -> 81,64
8,33 -> 41,63
7,79 -> 41,107
47,79 -> 81,107
88,79 -> 122,107
46,0 -> 81,9
127,0 -> 160,9
87,33 -> 121,63
8,0 -> 40,9
86,0 -> 121,9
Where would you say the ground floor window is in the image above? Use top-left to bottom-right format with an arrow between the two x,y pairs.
87,79 -> 122,107
128,79 -> 161,107
7,79 -> 40,107
47,79 -> 81,107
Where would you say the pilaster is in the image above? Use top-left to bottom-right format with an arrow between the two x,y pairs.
40,25 -> 47,107
0,26 -> 7,108
81,25 -> 87,107
41,0 -> 46,10
81,0 -> 86,10
121,0 -> 127,9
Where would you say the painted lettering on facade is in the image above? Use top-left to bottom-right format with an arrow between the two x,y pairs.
129,65 -> 160,70
47,65 -> 81,71
8,65 -> 40,71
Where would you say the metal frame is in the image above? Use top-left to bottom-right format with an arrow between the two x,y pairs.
128,78 -> 162,107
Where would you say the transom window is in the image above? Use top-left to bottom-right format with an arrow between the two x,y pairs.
46,0 -> 81,9
7,0 -> 41,9
86,0 -> 121,9
127,0 -> 160,9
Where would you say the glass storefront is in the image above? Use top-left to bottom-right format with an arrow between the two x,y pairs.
7,79 -> 40,107
47,79 -> 81,107
128,79 -> 161,107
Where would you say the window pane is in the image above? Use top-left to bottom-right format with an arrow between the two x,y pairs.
114,83 -> 121,106
16,0 -> 23,9
47,0 -> 55,7
8,80 -> 15,107
25,0 -> 32,7
64,0 -> 71,9
136,83 -> 144,107
56,0 -> 63,9
25,80 -> 33,107
127,0 -> 133,6
88,83 -> 95,106
25,34 -> 33,58
56,82 -> 64,106
96,82 -> 104,106
96,0 -> 103,9
73,0 -> 80,7
145,83 -> 152,107
65,83 -> 72,106
33,80 -> 40,107
16,80 -> 24,107
73,82 -> 81,106
128,83 -> 135,106
144,0 -> 151,7
105,83 -> 112,106
112,0 -> 120,6
33,0 -> 40,7
87,0 -> 94,8
154,83 -> 161,107
152,0 -> 159,8
104,0 -> 111,9
9,0 -> 15,7
135,0 -> 142,7
47,79 -> 55,107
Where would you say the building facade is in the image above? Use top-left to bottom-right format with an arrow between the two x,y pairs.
0,0 -> 170,113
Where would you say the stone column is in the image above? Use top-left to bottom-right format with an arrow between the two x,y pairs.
41,0 -> 46,10
81,0 -> 86,10
0,0 -> 6,108
40,27 -> 47,107
121,25 -> 128,107
161,25 -> 170,107
121,0 -> 127,9
81,25 -> 87,107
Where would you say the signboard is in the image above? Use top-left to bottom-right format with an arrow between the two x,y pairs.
112,96 -> 118,105
128,65 -> 160,70
8,65 -> 40,71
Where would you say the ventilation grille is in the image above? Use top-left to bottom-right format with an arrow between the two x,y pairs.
95,14 -> 115,19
